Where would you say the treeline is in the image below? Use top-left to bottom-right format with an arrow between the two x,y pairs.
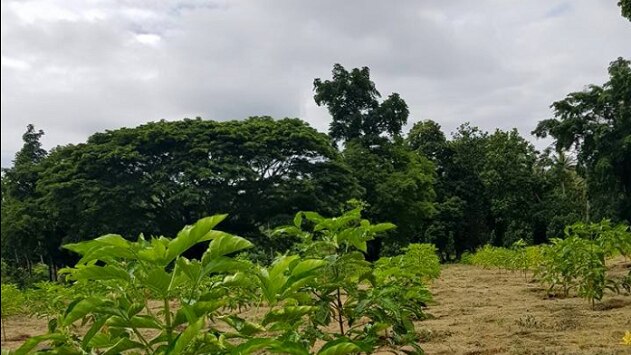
2,57 -> 630,277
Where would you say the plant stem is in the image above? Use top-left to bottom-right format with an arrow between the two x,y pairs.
336,288 -> 344,336
164,298 -> 172,342
1,316 -> 7,342
131,326 -> 153,353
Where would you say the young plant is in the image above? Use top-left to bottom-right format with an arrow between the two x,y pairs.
1,284 -> 25,342
13,214 -> 257,354
274,208 -> 427,354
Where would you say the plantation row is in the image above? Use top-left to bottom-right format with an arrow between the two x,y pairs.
1,210 -> 442,355
462,220 -> 631,308
2,215 -> 630,354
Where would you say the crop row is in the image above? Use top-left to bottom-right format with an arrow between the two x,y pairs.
1,209 -> 441,355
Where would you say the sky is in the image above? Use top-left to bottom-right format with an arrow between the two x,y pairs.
1,0 -> 630,167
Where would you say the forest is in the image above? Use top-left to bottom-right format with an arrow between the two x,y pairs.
2,56 -> 630,278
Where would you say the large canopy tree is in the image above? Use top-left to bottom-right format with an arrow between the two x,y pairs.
27,117 -> 359,266
533,57 -> 631,222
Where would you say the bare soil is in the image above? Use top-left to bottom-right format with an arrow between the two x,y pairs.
418,258 -> 631,354
2,259 -> 630,354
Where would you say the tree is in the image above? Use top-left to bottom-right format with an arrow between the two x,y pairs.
482,129 -> 541,246
407,120 -> 447,162
533,57 -> 631,222
29,117 -> 360,266
620,0 -> 631,21
3,124 -> 46,198
314,64 -> 409,145
423,123 -> 491,258
531,149 -> 586,240
314,65 -> 435,257
343,140 -> 436,255
1,125 -> 50,279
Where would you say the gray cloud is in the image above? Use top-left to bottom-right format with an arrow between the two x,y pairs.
2,0 -> 630,166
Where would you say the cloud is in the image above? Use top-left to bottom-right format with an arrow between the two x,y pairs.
2,0 -> 630,167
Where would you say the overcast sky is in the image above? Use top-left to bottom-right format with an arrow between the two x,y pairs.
2,0 -> 630,167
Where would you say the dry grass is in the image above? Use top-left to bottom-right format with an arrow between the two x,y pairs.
1,258 -> 630,354
418,257 -> 631,354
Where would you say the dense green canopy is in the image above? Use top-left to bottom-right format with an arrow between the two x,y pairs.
2,57 -> 629,272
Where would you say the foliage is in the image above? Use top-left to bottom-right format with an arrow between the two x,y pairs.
620,0 -> 631,21
533,57 -> 631,222
462,241 -> 544,283
1,284 -> 25,341
275,209 -> 430,353
313,64 -> 408,145
564,220 -> 631,258
375,244 -> 441,283
0,260 -> 49,287
535,220 -> 630,307
314,65 -> 436,258
1,125 -> 53,277
2,118 -> 360,269
421,123 -> 491,259
342,141 -> 436,256
10,212 -> 431,354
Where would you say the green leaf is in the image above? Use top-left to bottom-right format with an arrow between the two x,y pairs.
166,215 -> 228,262
262,306 -> 317,326
370,222 -> 397,233
81,316 -> 110,350
202,257 -> 250,277
205,233 -> 253,260
220,315 -> 265,336
63,297 -> 104,326
172,300 -> 223,327
107,315 -> 163,329
268,341 -> 310,355
293,212 -> 303,228
69,265 -> 130,282
14,334 -> 68,355
101,337 -> 146,355
290,259 -> 326,277
177,258 -> 202,282
317,339 -> 362,355
231,338 -> 275,354
168,317 -> 204,354
141,268 -> 172,296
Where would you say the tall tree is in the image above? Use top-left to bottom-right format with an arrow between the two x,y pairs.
482,129 -> 541,245
343,140 -> 435,254
32,117 -> 360,265
533,57 -> 631,222
314,65 -> 435,257
422,123 -> 491,258
314,64 -> 409,145
1,125 -> 50,276
534,148 -> 586,240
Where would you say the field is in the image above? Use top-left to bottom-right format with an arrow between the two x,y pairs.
421,257 -> 630,354
3,257 -> 629,354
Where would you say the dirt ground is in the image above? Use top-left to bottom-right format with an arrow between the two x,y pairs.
419,258 -> 631,355
1,259 -> 630,354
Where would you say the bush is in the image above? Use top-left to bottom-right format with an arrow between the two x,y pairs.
11,211 -> 430,354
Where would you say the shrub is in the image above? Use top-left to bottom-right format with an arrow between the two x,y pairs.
1,283 -> 25,341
